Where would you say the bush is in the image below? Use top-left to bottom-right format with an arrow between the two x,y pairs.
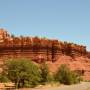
70,71 -> 82,84
1,59 -> 82,88
4,58 -> 41,88
0,73 -> 9,83
40,62 -> 53,84
55,64 -> 81,85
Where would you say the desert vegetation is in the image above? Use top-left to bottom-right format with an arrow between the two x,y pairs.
54,64 -> 82,85
0,58 -> 82,88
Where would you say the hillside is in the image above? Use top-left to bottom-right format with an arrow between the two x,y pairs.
0,28 -> 90,80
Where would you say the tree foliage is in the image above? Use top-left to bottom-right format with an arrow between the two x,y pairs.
5,58 -> 41,88
1,59 -> 82,88
40,62 -> 51,84
0,73 -> 9,83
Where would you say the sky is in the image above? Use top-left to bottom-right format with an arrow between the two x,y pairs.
0,0 -> 90,50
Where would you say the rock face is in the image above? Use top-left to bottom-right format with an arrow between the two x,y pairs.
0,28 -> 90,80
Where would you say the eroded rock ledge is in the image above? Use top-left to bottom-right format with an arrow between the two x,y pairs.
0,28 -> 88,61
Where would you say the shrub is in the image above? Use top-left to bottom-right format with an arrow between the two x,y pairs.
0,73 -> 9,83
55,64 -> 81,85
40,62 -> 52,84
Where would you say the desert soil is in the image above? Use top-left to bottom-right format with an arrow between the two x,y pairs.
18,82 -> 90,90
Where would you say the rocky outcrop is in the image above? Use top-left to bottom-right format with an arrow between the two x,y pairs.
0,28 -> 90,80
0,28 -> 87,61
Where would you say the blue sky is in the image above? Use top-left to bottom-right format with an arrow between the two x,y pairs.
0,0 -> 90,50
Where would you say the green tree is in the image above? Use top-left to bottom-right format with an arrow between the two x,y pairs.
5,58 -> 41,88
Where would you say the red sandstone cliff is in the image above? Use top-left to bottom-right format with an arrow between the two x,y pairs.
0,28 -> 90,80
